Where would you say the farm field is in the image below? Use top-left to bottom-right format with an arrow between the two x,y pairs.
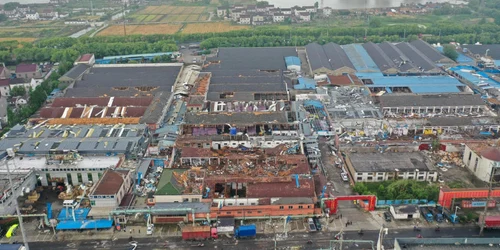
181,23 -> 250,34
97,24 -> 181,36
0,37 -> 37,42
132,5 -> 208,23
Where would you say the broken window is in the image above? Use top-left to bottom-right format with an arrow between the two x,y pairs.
220,92 -> 234,99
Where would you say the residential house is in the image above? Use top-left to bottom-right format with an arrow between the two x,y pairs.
246,5 -> 256,13
231,9 -> 244,21
273,13 -> 285,22
25,12 -> 39,20
216,7 -> 227,17
303,6 -> 317,13
264,4 -> 275,11
252,13 -> 270,25
16,64 -> 40,79
9,78 -> 31,92
239,14 -> 251,25
74,54 -> 95,66
298,12 -> 310,21
38,9 -> 58,19
256,5 -> 267,12
232,4 -> 245,10
0,64 -> 11,79
10,96 -> 28,106
89,169 -> 132,207
281,8 -> 292,15
322,7 -> 333,17
269,8 -> 280,14
0,80 -> 10,96
0,96 -> 7,125
294,7 -> 306,16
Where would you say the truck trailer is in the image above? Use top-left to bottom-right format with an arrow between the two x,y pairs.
419,206 -> 433,222
234,224 -> 257,239
482,215 -> 500,229
181,225 -> 218,241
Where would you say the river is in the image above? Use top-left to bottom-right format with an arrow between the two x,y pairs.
263,0 -> 467,9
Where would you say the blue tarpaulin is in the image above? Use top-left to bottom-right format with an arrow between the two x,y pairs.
56,219 -> 113,230
58,208 -> 90,221
285,56 -> 301,66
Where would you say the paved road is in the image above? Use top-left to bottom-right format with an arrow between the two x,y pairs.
25,226 -> 494,250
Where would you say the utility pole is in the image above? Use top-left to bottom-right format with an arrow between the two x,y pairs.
122,4 -> 127,36
480,163 -> 497,236
5,150 -> 29,250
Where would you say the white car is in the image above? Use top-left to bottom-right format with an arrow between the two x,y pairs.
341,172 -> 349,182
147,225 -> 153,235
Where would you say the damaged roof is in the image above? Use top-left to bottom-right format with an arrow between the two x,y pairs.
347,152 -> 433,172
379,94 -> 485,107
91,169 -> 129,195
184,112 -> 289,125
155,169 -> 187,195
246,178 -> 315,198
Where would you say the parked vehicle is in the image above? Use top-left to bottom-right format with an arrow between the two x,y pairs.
313,217 -> 322,231
383,211 -> 392,222
340,173 -> 349,182
419,206 -> 434,222
437,206 -> 459,224
429,207 -> 444,222
307,218 -> 317,232
181,225 -> 217,241
0,244 -> 25,250
481,215 -> 500,229
234,224 -> 256,239
146,225 -> 153,235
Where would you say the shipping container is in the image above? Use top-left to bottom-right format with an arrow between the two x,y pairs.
461,200 -> 496,209
181,225 -> 211,241
234,224 -> 256,238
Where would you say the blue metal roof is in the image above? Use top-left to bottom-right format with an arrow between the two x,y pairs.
285,56 -> 301,66
436,46 -> 474,64
368,76 -> 465,94
295,77 -> 316,90
449,65 -> 500,89
56,219 -> 113,230
342,44 -> 382,73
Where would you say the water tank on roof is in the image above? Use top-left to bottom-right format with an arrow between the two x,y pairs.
230,127 -> 237,136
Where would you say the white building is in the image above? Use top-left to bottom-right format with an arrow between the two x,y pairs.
89,169 -> 132,207
322,7 -> 333,17
273,13 -> 285,22
345,152 -> 438,182
281,8 -> 292,15
239,15 -> 251,25
299,12 -> 311,21
9,155 -> 122,187
25,12 -> 39,20
463,143 -> 500,182
390,205 -> 420,220
304,6 -> 317,13
216,7 -> 227,17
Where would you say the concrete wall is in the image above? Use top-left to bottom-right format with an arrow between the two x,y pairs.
213,198 -> 260,206
40,170 -> 103,186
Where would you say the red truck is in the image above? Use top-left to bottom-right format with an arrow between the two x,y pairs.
483,216 -> 500,229
181,225 -> 218,241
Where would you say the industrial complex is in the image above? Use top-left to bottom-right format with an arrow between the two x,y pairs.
1,39 -> 500,248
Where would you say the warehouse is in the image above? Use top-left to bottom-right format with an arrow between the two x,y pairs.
341,44 -> 382,74
462,143 -> 500,182
379,94 -> 487,116
204,47 -> 295,102
64,63 -> 183,97
305,42 -> 356,77
409,39 -> 455,64
344,151 -> 438,182
0,124 -> 148,157
360,75 -> 467,94
285,56 -> 301,71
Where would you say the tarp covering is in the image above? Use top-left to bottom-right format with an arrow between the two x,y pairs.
58,208 -> 90,221
56,219 -> 113,230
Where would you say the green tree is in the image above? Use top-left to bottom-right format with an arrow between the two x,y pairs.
314,1 -> 319,8
256,1 -> 269,7
369,18 -> 382,28
0,14 -> 7,22
10,86 -> 26,96
443,44 -> 458,61
3,2 -> 20,11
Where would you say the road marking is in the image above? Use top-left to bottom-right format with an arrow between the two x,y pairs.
67,243 -> 76,248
